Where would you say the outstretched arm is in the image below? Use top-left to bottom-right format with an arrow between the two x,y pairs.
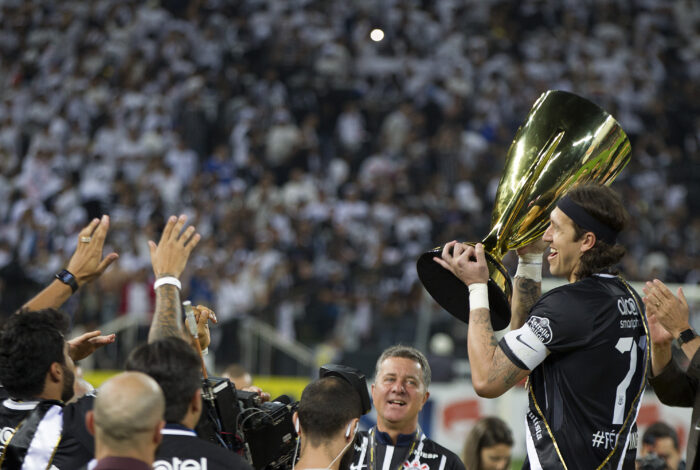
434,242 -> 530,398
21,216 -> 119,312
67,330 -> 116,361
148,214 -> 201,343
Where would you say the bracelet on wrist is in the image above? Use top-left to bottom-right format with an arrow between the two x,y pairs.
516,254 -> 543,282
154,276 -> 181,290
468,283 -> 489,311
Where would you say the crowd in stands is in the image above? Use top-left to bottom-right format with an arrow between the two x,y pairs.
0,0 -> 698,369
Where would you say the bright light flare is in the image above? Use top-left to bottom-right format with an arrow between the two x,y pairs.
370,28 -> 384,42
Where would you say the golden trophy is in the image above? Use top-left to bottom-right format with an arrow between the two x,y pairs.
417,90 -> 631,330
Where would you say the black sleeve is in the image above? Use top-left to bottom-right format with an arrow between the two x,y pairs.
527,290 -> 594,353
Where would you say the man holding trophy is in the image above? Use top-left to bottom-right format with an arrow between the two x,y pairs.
419,91 -> 648,469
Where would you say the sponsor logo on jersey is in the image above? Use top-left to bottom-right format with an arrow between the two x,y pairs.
618,296 -> 640,328
617,297 -> 638,316
1,426 -> 15,453
153,457 -> 208,470
528,316 -> 552,345
527,411 -> 543,440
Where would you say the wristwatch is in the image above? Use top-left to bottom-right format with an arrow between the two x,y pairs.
677,327 -> 697,347
55,269 -> 79,293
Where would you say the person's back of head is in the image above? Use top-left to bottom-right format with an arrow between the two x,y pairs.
462,417 -> 513,470
222,363 -> 252,390
125,337 -> 201,424
297,376 -> 363,446
87,371 -> 165,462
0,309 -> 71,401
563,184 -> 628,279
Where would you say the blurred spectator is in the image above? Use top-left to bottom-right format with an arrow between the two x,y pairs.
0,0 -> 698,373
461,417 -> 513,470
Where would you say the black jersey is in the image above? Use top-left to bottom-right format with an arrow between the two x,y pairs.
350,427 -> 465,470
500,274 -> 649,469
0,393 -> 94,470
154,424 -> 253,470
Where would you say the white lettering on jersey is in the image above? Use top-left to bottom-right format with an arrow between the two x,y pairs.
617,298 -> 638,316
153,457 -> 209,470
590,430 -> 618,450
527,316 -> 553,344
618,296 -> 640,328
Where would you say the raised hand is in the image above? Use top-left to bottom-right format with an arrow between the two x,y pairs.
148,214 -> 201,279
66,215 -> 119,286
643,279 -> 690,338
192,304 -> 218,350
67,330 -> 116,361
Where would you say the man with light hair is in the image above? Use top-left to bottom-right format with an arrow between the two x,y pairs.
350,345 -> 464,470
85,371 -> 165,470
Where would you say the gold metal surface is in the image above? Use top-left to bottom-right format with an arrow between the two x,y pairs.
417,90 -> 631,329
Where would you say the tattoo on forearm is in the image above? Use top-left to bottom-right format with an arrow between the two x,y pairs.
513,277 -> 541,318
488,352 -> 523,388
149,285 -> 185,342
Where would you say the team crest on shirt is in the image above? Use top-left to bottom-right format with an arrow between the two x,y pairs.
528,316 -> 553,344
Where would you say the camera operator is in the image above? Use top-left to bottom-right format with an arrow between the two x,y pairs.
637,422 -> 684,470
126,337 -> 253,470
350,345 -> 464,470
293,375 -> 363,470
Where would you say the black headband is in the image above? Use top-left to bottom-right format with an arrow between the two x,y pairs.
556,195 -> 618,245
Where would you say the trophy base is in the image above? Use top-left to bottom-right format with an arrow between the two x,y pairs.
416,246 -> 512,331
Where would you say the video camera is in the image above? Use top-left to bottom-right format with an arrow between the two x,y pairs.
196,364 -> 371,470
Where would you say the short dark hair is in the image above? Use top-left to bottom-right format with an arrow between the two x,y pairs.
642,422 -> 679,450
462,417 -> 513,470
375,345 -> 431,389
125,337 -> 201,423
566,184 -> 628,279
0,309 -> 69,400
297,376 -> 362,445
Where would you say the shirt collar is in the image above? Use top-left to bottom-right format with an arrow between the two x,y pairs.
162,422 -> 197,437
93,456 -> 151,470
374,427 -> 419,447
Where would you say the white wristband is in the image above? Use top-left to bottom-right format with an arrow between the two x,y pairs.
201,347 -> 209,356
154,276 -> 181,290
468,283 -> 489,311
516,253 -> 543,282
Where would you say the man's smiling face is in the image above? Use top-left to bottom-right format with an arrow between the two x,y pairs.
372,357 -> 429,434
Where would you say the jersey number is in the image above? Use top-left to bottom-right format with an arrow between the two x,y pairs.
613,337 -> 637,425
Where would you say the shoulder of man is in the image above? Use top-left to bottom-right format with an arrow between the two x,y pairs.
52,394 -> 96,470
156,433 -> 253,470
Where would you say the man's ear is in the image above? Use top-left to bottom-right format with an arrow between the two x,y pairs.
190,389 -> 201,414
293,411 -> 301,435
419,390 -> 430,409
580,232 -> 596,253
153,420 -> 165,445
86,410 -> 95,436
48,362 -> 62,383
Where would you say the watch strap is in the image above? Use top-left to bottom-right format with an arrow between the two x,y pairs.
55,269 -> 79,293
678,328 -> 697,347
